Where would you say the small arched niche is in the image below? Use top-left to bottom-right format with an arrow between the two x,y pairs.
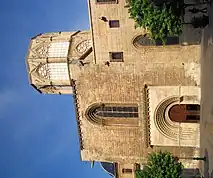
169,104 -> 200,123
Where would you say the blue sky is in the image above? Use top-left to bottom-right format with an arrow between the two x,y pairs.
0,0 -> 110,177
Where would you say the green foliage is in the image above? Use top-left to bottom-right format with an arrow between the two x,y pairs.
128,0 -> 184,44
136,151 -> 184,178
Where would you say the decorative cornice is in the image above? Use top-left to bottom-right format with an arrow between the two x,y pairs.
71,79 -> 84,150
143,84 -> 151,148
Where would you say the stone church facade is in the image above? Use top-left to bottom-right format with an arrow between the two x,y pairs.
26,0 -> 201,177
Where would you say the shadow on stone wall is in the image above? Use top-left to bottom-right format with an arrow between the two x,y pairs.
182,168 -> 201,177
203,149 -> 213,178
180,0 -> 210,45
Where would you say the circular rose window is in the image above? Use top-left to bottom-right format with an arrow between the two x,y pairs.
76,40 -> 92,53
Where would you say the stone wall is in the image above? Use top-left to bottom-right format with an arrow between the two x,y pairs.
69,43 -> 200,165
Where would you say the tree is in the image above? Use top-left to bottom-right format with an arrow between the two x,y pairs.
128,0 -> 184,44
136,151 -> 183,178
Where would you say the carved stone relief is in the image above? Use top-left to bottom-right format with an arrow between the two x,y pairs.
28,62 -> 49,84
30,42 -> 50,59
76,40 -> 92,54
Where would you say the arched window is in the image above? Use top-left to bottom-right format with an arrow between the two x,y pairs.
85,103 -> 139,126
169,104 -> 200,123
133,35 -> 156,46
155,37 -> 179,45
38,63 -> 69,80
133,35 -> 179,47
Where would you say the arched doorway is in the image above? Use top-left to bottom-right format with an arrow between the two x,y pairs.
169,104 -> 200,123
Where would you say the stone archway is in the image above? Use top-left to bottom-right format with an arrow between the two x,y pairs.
154,97 -> 200,141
